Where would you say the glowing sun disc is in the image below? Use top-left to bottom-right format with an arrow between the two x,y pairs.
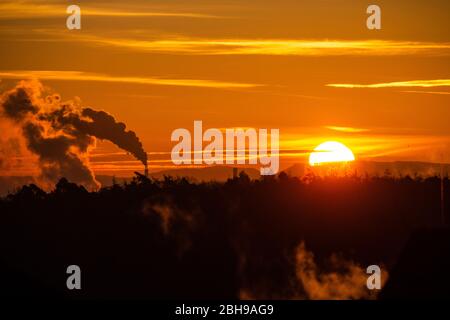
309,141 -> 355,166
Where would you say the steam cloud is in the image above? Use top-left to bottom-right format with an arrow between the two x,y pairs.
240,242 -> 388,300
294,242 -> 387,299
0,80 -> 147,189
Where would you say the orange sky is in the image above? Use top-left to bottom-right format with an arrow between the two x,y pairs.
0,0 -> 449,176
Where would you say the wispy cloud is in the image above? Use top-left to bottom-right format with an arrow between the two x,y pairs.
0,70 -> 260,89
0,1 -> 217,19
401,90 -> 450,95
326,79 -> 450,88
33,32 -> 450,56
325,126 -> 370,133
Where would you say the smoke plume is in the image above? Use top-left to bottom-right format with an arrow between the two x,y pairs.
0,80 -> 147,189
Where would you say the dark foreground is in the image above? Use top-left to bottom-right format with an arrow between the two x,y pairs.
0,173 -> 449,299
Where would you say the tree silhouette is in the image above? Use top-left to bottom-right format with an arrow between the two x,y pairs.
0,172 -> 448,299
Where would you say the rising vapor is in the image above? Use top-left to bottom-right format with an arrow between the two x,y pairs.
0,80 -> 147,189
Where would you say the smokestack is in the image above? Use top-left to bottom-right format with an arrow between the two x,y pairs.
144,161 -> 148,177
0,80 -> 148,189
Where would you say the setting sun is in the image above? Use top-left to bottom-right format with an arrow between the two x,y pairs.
309,141 -> 355,166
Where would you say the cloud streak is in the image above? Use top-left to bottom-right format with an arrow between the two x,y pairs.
0,1 -> 217,19
325,126 -> 370,133
0,70 -> 259,89
401,90 -> 450,95
327,79 -> 450,89
69,36 -> 450,56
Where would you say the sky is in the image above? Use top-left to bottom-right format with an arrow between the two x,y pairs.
0,0 -> 449,176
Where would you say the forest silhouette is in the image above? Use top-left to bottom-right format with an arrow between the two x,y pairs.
0,172 -> 449,299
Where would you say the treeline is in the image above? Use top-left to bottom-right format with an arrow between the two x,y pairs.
0,173 -> 448,298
